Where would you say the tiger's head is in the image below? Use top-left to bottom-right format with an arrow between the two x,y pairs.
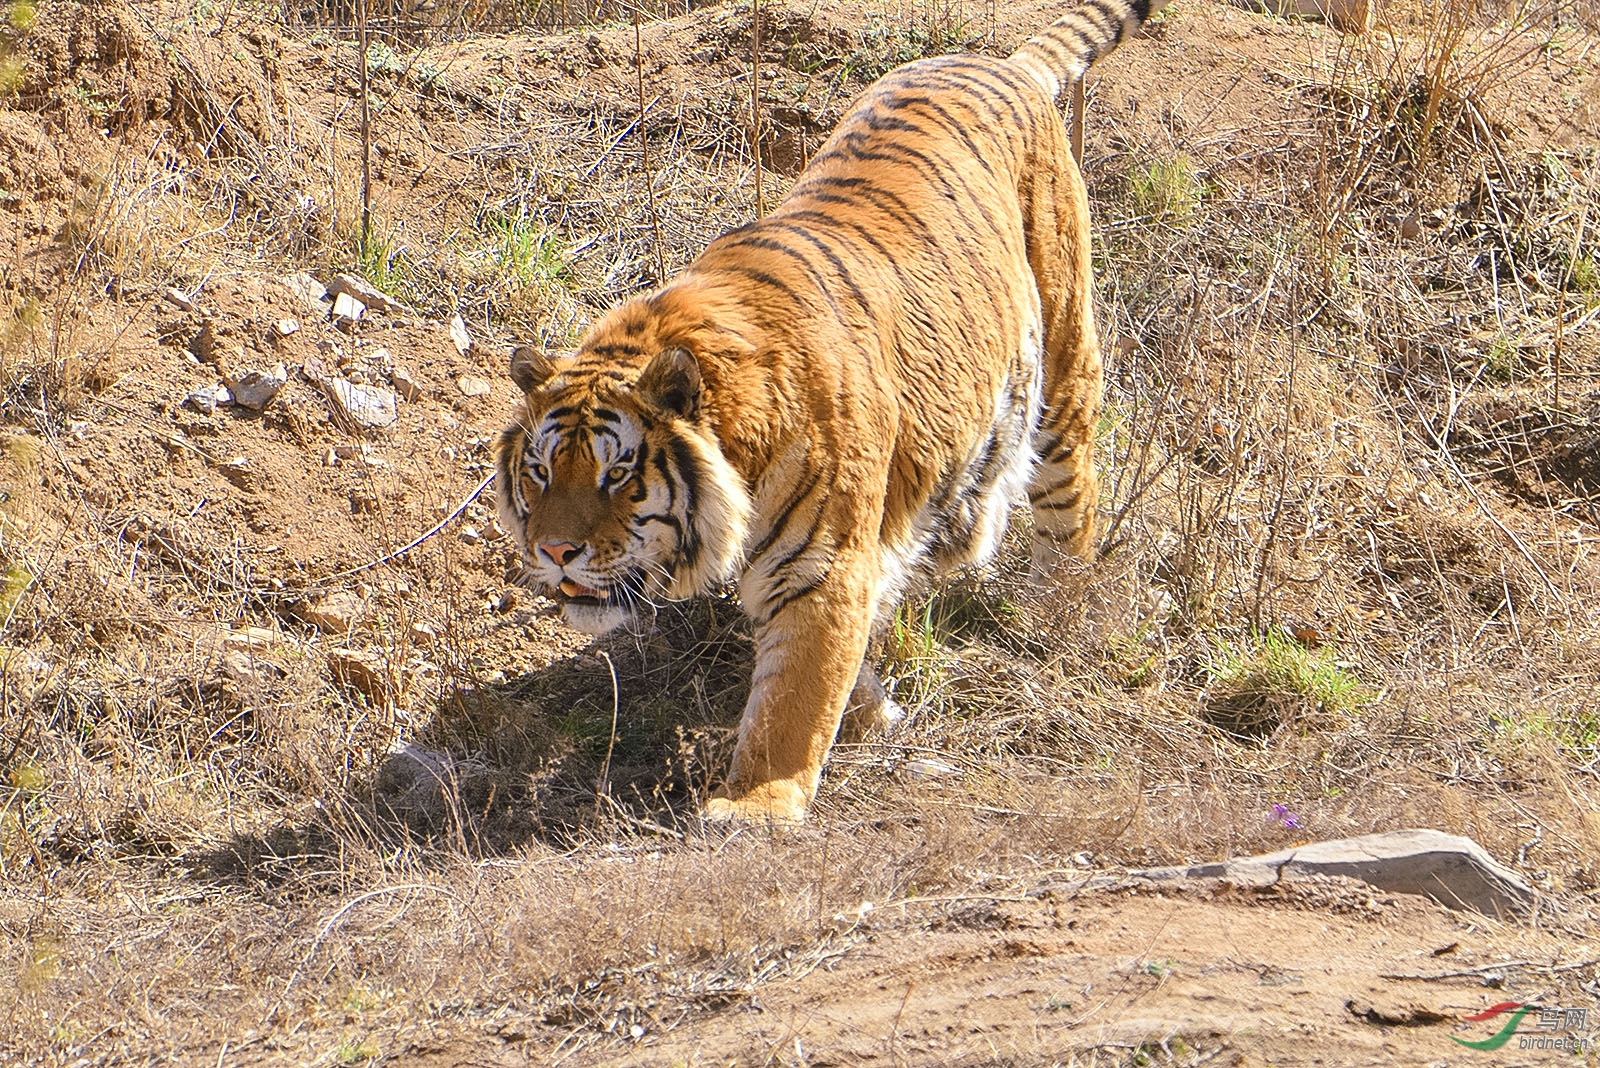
495,342 -> 752,635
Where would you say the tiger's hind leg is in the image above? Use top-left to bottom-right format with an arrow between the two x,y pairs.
838,656 -> 903,743
1023,112 -> 1103,580
1028,384 -> 1100,578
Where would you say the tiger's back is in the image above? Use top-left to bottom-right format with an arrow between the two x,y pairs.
497,0 -> 1168,823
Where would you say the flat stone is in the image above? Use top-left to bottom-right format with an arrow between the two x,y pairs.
326,377 -> 398,429
163,288 -> 194,312
392,367 -> 425,402
225,369 -> 288,415
293,590 -> 366,633
328,647 -> 398,707
223,627 -> 279,650
456,375 -> 492,398
448,314 -> 472,357
225,365 -> 288,411
220,648 -> 284,689
184,385 -> 229,414
1227,0 -> 1372,33
1129,829 -> 1534,918
273,317 -> 300,338
283,271 -> 329,310
328,273 -> 409,315
218,455 -> 254,489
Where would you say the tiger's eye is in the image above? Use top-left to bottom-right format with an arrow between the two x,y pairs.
531,462 -> 551,482
605,465 -> 631,487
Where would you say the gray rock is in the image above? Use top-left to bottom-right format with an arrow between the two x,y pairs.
283,271 -> 329,310
1130,828 -> 1534,918
326,377 -> 398,429
328,273 -> 410,315
184,385 -> 230,414
225,365 -> 288,410
375,742 -> 493,827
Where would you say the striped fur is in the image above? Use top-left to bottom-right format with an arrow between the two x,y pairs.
495,0 -> 1166,823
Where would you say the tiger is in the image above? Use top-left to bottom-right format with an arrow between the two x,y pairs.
495,0 -> 1170,823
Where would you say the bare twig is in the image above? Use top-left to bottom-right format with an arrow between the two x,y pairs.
749,0 -> 764,219
357,0 -> 373,252
635,15 -> 666,281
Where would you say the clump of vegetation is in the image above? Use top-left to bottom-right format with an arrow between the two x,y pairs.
0,0 -> 34,94
1203,631 -> 1368,740
1128,155 -> 1202,220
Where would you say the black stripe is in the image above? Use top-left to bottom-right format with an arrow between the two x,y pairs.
885,94 -> 994,175
704,265 -> 805,307
585,342 -> 645,359
713,234 -> 856,323
650,444 -> 676,509
666,435 -> 701,519
749,466 -> 825,558
1031,490 -> 1083,511
760,223 -> 874,315
632,512 -> 683,536
764,508 -> 825,575
780,209 -> 894,260
756,573 -> 826,624
883,64 -> 1029,128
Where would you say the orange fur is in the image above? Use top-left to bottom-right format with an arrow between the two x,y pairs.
496,0 -> 1169,822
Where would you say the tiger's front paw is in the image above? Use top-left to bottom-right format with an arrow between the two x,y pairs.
701,780 -> 808,826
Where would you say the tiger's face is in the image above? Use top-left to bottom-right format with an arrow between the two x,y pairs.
495,344 -> 751,635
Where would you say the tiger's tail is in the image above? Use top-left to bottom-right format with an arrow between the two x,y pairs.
1008,0 -> 1172,101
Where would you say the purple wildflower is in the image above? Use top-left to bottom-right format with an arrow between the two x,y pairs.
1271,804 -> 1302,830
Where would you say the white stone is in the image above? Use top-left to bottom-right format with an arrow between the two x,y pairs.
326,378 -> 398,429
448,315 -> 472,357
331,291 -> 365,327
456,375 -> 492,398
328,273 -> 409,314
1129,828 -> 1534,917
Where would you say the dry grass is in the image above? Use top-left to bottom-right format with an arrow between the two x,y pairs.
2,0 -> 1600,1061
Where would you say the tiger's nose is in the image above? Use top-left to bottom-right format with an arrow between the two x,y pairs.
538,541 -> 582,567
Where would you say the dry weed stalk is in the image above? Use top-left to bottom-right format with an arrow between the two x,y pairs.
750,0 -> 765,219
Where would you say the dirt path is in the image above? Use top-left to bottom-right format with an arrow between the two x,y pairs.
571,884 -> 1545,1067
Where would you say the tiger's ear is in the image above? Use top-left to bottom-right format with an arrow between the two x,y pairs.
509,346 -> 572,394
635,346 -> 702,420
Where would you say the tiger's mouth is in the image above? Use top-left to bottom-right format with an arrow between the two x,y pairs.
554,578 -> 610,605
540,568 -> 649,634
